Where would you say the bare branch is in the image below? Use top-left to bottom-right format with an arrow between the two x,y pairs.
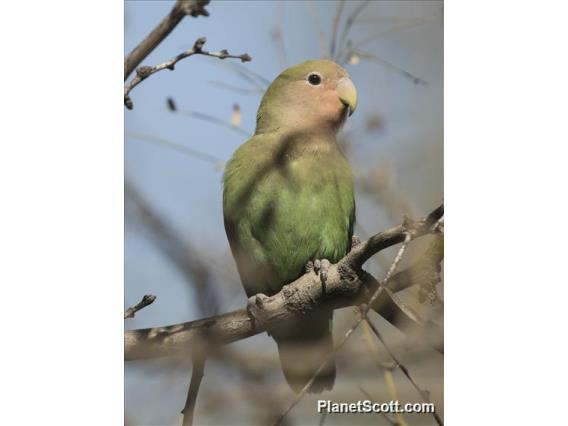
124,294 -> 156,319
318,411 -> 327,426
354,16 -> 436,25
208,80 -> 264,95
382,367 -> 409,426
182,357 -> 206,426
366,319 -> 443,426
125,37 -> 252,109
124,0 -> 210,81
362,320 -> 408,426
347,18 -> 433,55
329,0 -> 346,59
335,0 -> 371,61
346,204 -> 443,269
167,97 -> 253,137
352,49 -> 427,85
213,61 -> 270,89
358,386 -> 398,425
124,204 -> 443,361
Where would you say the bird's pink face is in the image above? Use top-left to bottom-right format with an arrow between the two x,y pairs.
285,70 -> 358,132
255,60 -> 358,135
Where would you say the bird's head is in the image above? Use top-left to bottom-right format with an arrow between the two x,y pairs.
255,59 -> 358,135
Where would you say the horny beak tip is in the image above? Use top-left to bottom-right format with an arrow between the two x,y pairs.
336,77 -> 358,117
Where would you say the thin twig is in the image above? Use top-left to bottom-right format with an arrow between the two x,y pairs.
182,356 -> 206,426
354,16 -> 435,25
358,386 -> 398,426
383,367 -> 409,426
208,80 -> 264,95
360,323 -> 404,425
335,0 -> 370,61
366,319 -> 443,426
354,49 -> 427,85
168,98 -> 253,138
124,0 -> 210,80
329,0 -> 346,59
345,18 -> 432,59
124,294 -> 156,319
318,411 -> 327,426
215,61 -> 270,89
346,204 -> 443,268
126,131 -> 224,168
125,37 -> 252,109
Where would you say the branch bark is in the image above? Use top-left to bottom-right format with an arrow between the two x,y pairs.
124,294 -> 156,319
124,0 -> 210,81
125,37 -> 252,109
125,204 -> 443,361
182,356 -> 205,426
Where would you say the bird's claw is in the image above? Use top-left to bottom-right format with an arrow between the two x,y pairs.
313,258 -> 331,286
351,235 -> 361,250
247,293 -> 270,327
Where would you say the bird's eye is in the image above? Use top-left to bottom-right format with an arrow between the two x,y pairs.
307,73 -> 322,86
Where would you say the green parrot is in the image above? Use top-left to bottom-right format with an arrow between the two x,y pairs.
223,59 -> 357,393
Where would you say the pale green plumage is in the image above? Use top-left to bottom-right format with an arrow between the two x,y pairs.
223,132 -> 354,294
223,60 -> 356,393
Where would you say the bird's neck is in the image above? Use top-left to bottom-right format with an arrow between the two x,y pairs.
255,100 -> 347,137
267,127 -> 341,160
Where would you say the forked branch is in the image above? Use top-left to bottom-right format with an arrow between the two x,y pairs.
125,37 -> 252,109
124,0 -> 211,80
124,204 -> 443,361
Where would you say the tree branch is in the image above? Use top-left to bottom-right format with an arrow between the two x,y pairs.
124,0 -> 210,81
125,37 -> 252,109
182,356 -> 205,426
124,294 -> 156,319
329,0 -> 346,60
359,385 -> 398,425
125,204 -> 443,361
167,97 -> 253,137
366,319 -> 443,426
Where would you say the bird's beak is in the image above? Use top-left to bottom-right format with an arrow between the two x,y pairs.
336,77 -> 358,117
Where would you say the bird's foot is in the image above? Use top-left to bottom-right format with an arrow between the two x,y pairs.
306,258 -> 331,295
351,235 -> 362,251
313,259 -> 331,285
246,293 -> 270,328
310,259 -> 331,300
306,259 -> 332,281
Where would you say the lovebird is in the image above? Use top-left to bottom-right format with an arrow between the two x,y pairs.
223,60 -> 357,393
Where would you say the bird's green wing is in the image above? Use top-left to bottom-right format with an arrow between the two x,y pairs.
223,132 -> 355,297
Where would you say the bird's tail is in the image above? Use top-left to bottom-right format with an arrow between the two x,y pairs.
274,313 -> 335,394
